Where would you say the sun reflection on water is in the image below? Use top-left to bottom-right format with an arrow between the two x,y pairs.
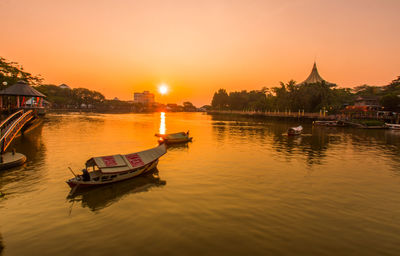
159,112 -> 166,135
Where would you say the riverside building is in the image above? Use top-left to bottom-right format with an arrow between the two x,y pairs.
133,91 -> 155,105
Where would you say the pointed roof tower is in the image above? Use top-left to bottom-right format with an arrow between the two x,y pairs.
298,62 -> 333,85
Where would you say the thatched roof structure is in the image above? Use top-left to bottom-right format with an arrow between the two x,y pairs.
0,81 -> 46,97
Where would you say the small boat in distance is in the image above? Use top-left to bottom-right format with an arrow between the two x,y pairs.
385,123 -> 400,130
155,131 -> 192,144
66,144 -> 167,188
287,125 -> 303,136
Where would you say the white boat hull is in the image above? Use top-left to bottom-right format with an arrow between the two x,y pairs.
287,125 -> 303,135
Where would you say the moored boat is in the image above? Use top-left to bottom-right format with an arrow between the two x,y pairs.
385,123 -> 400,130
287,125 -> 303,136
66,144 -> 167,188
313,120 -> 347,127
155,131 -> 192,144
155,132 -> 187,138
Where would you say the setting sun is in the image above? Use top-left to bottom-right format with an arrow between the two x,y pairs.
158,84 -> 169,95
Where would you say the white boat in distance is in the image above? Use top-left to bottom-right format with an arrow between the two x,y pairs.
287,125 -> 303,136
66,144 -> 167,188
385,123 -> 400,130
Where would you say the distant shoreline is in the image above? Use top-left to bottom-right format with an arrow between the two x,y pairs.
206,110 -> 398,126
46,109 -> 202,114
207,110 -> 335,122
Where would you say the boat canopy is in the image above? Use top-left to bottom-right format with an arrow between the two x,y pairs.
85,144 -> 166,174
155,132 -> 186,138
164,133 -> 188,139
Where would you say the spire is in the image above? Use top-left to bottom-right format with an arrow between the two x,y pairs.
298,62 -> 332,85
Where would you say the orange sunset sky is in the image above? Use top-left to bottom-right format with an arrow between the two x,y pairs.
1,0 -> 399,106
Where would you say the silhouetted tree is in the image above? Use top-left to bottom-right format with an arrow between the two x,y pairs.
380,94 -> 400,111
211,89 -> 229,110
35,84 -> 105,109
183,101 -> 197,112
0,56 -> 43,86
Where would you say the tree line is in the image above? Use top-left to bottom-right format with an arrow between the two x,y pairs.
2,56 -> 399,113
0,56 -> 124,110
0,57 -> 42,86
211,76 -> 400,113
1,56 -> 200,112
35,84 -> 106,109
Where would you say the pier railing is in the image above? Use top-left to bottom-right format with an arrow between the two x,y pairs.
0,110 -> 35,153
0,110 -> 24,137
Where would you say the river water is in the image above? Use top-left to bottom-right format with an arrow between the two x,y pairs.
1,112 -> 400,256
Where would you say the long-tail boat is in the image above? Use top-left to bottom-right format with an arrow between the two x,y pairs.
66,144 -> 166,188
155,131 -> 192,144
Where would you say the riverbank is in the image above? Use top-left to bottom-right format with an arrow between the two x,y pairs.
207,110 -> 336,123
207,110 -> 396,125
46,108 -> 202,114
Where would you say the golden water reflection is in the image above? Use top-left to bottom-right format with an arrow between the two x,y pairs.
3,113 -> 400,256
0,124 -> 45,197
159,112 -> 166,135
